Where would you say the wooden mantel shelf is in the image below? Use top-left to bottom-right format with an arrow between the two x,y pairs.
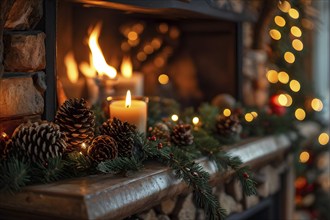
0,134 -> 292,219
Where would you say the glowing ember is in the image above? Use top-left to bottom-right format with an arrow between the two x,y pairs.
64,51 -> 79,83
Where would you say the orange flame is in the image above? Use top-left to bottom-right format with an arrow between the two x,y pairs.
87,22 -> 117,79
120,56 -> 133,78
125,90 -> 131,108
64,52 -> 79,83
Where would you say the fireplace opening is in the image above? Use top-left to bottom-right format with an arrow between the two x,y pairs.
56,1 -> 242,108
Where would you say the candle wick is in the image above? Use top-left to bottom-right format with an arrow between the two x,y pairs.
126,105 -> 130,108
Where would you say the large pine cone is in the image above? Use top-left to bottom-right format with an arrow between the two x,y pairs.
150,122 -> 171,141
11,121 -> 67,163
55,98 -> 95,152
99,118 -> 137,157
88,135 -> 118,162
215,114 -> 242,137
171,124 -> 194,146
0,132 -> 10,160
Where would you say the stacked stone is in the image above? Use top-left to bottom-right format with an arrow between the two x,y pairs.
0,0 -> 45,135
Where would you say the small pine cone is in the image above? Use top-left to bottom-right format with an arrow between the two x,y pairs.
216,114 -> 242,137
11,121 -> 67,163
150,122 -> 170,141
55,98 -> 95,152
88,135 -> 118,162
0,132 -> 10,159
171,124 -> 194,146
99,118 -> 137,157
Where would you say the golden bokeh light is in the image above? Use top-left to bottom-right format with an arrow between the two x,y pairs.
171,114 -> 179,122
278,1 -> 291,13
127,31 -> 138,41
291,26 -> 302,37
284,94 -> 293,107
223,109 -> 231,117
299,151 -> 310,163
295,108 -> 306,121
159,23 -> 169,34
151,38 -> 162,49
192,117 -> 200,125
318,133 -> 329,145
278,71 -> 290,84
284,52 -> 295,64
269,29 -> 282,40
292,39 -> 304,51
154,56 -> 165,67
290,80 -> 301,92
245,113 -> 254,122
251,111 -> 258,118
311,98 -> 323,112
144,45 -> 154,54
289,8 -> 300,19
266,70 -> 278,83
158,74 -> 169,85
274,16 -> 286,27
278,94 -> 288,106
137,52 -> 147,61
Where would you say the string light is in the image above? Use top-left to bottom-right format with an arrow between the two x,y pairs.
278,71 -> 290,84
295,108 -> 306,121
274,16 -> 286,27
223,109 -> 231,117
192,117 -> 200,125
289,8 -> 300,19
311,98 -> 323,112
284,94 -> 293,107
158,74 -> 169,85
290,80 -> 301,92
81,143 -> 87,150
284,52 -> 295,64
278,94 -> 288,106
245,113 -> 254,122
171,114 -> 179,122
291,26 -> 302,37
292,39 -> 304,51
269,29 -> 282,40
251,111 -> 258,118
278,1 -> 291,13
266,70 -> 278,83
318,133 -> 329,145
299,151 -> 310,163
127,31 -> 138,41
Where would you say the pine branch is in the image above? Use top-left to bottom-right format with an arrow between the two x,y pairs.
97,156 -> 143,175
0,158 -> 31,193
64,152 -> 95,177
33,157 -> 67,183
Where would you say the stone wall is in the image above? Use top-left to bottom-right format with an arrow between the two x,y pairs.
0,0 -> 45,135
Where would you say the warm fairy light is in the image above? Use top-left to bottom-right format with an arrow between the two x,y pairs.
292,39 -> 304,51
278,1 -> 291,13
1,132 -> 8,138
295,108 -> 306,121
144,45 -> 154,54
278,94 -> 288,106
159,23 -> 169,34
171,114 -> 179,122
223,109 -> 231,117
64,51 -> 79,83
290,80 -> 301,92
278,71 -> 289,84
269,29 -> 281,40
79,152 -> 83,155
311,98 -> 323,112
266,70 -> 278,83
158,74 -> 169,85
192,117 -> 200,125
121,42 -> 130,52
81,143 -> 87,150
169,27 -> 180,39
284,94 -> 293,107
151,38 -> 162,49
284,52 -> 295,64
299,151 -> 310,163
137,52 -> 147,61
125,90 -> 131,108
128,38 -> 140,47
291,26 -> 302,37
127,31 -> 138,41
132,23 -> 144,34
289,8 -> 300,19
245,113 -> 254,122
295,176 -> 307,189
318,133 -> 329,145
120,56 -> 133,78
274,16 -> 286,27
88,22 -> 117,78
154,57 -> 165,67
251,111 -> 258,118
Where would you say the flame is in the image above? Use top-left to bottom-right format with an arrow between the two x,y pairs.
125,90 -> 131,108
64,52 -> 79,83
88,22 -> 117,79
80,54 -> 97,78
121,56 -> 133,78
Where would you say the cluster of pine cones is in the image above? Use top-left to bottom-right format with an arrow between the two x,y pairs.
1,98 -> 138,164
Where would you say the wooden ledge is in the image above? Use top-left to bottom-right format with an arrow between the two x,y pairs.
0,134 -> 292,219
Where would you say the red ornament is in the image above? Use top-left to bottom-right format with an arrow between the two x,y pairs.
148,136 -> 157,141
269,95 -> 286,116
243,172 -> 249,179
157,143 -> 163,149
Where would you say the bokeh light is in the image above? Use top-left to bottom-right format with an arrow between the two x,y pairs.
291,26 -> 302,37
290,80 -> 301,92
251,111 -> 258,118
223,109 -> 231,117
292,39 -> 304,51
278,1 -> 291,13
289,8 -> 300,19
299,151 -> 310,163
295,108 -> 306,121
158,74 -> 169,85
192,117 -> 200,125
311,98 -> 323,111
278,94 -> 288,106
284,52 -> 295,64
269,29 -> 282,40
318,133 -> 329,145
278,71 -> 290,84
284,94 -> 293,107
245,113 -> 254,122
266,70 -> 278,83
171,114 -> 179,122
274,16 -> 286,27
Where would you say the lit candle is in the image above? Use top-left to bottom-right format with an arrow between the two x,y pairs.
109,90 -> 147,133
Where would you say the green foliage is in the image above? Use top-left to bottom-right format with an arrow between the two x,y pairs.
65,152 -> 95,176
33,157 -> 67,183
97,157 -> 143,175
198,103 -> 219,133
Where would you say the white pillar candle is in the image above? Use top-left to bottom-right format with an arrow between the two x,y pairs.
109,90 -> 147,133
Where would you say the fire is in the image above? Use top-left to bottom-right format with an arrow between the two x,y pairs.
64,51 -> 79,83
125,90 -> 131,108
87,22 -> 117,79
120,56 -> 133,78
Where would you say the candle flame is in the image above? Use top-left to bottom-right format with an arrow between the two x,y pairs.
87,22 -> 117,79
121,56 -> 133,78
64,51 -> 79,83
125,90 -> 131,108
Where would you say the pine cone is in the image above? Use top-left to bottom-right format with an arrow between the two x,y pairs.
215,114 -> 242,137
11,121 -> 67,163
55,98 -> 95,152
99,118 -> 137,157
171,124 -> 194,146
88,135 -> 118,162
150,122 -> 170,141
0,132 -> 10,160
